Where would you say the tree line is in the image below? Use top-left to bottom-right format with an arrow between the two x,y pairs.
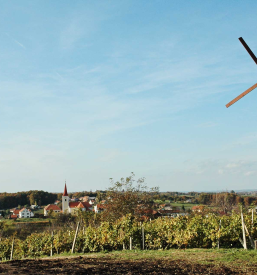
0,191 -> 57,210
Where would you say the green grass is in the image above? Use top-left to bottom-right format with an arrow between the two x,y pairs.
1,219 -> 14,225
14,218 -> 50,223
33,208 -> 44,214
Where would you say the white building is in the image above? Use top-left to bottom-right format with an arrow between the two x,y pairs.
18,208 -> 34,218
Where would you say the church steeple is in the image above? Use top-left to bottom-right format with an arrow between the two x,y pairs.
62,181 -> 69,214
63,182 -> 68,196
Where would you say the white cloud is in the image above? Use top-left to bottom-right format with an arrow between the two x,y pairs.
244,171 -> 255,176
5,33 -> 26,49
226,163 -> 239,169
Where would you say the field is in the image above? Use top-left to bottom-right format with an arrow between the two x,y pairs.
0,249 -> 257,274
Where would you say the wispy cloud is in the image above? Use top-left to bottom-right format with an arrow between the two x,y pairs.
245,171 -> 255,176
5,33 -> 26,49
181,158 -> 257,177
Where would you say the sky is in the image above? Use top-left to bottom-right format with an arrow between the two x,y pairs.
1,1 -> 257,193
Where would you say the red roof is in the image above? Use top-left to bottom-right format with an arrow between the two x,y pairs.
69,202 -> 80,208
44,204 -> 61,211
63,183 -> 68,196
81,201 -> 91,209
13,210 -> 20,215
20,208 -> 31,212
69,201 -> 91,210
76,202 -> 85,209
10,215 -> 18,219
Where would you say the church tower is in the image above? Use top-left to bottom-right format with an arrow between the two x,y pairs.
62,182 -> 69,213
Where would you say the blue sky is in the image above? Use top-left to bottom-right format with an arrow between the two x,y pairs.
1,1 -> 257,192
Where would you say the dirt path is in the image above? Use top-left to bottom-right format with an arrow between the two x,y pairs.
0,256 -> 255,274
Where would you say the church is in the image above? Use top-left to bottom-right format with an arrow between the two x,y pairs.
62,183 -> 92,214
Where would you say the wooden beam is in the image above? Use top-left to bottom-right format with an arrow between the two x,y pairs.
226,83 -> 257,108
239,37 -> 257,65
71,222 -> 80,253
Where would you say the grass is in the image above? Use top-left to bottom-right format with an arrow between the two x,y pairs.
33,208 -> 44,215
1,219 -> 14,225
4,248 -> 257,274
14,218 -> 50,223
2,248 -> 257,274
46,248 -> 257,264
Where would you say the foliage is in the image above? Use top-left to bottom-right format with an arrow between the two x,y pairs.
1,212 -> 257,260
102,173 -> 159,222
0,191 -> 57,209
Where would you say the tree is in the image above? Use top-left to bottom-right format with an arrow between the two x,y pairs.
102,173 -> 158,222
212,192 -> 236,214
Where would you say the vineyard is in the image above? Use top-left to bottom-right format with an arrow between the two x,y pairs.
0,213 -> 256,261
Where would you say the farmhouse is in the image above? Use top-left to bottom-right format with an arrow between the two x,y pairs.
44,204 -> 61,216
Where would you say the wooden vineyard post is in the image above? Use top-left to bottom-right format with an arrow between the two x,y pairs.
130,237 -> 132,250
252,208 -> 254,230
255,240 -> 257,250
241,208 -> 247,249
71,222 -> 80,254
244,223 -> 255,249
10,238 -> 14,260
217,220 -> 221,249
142,226 -> 145,250
50,231 -> 53,257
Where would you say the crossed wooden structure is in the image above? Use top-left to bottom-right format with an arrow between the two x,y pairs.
226,37 -> 257,108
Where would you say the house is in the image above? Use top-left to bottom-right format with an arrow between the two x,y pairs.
10,207 -> 19,212
192,205 -> 205,213
89,199 -> 95,205
62,184 -> 92,214
158,209 -> 181,217
44,204 -> 61,216
94,204 -> 106,213
10,209 -> 20,219
70,197 -> 79,202
19,208 -> 34,218
79,196 -> 89,202
10,208 -> 34,219
68,201 -> 92,214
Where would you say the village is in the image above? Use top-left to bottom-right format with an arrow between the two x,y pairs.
3,183 -> 198,221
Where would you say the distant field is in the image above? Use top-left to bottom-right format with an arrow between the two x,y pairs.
1,249 -> 256,274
